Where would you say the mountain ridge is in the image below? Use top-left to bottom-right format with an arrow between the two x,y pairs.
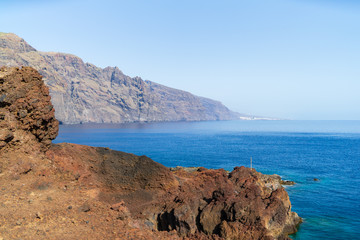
0,33 -> 249,124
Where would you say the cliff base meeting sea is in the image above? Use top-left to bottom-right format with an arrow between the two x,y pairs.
54,120 -> 360,240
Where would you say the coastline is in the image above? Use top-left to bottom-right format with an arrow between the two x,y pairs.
55,119 -> 360,239
0,66 -> 301,239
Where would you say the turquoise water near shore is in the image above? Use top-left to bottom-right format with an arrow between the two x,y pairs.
54,120 -> 360,239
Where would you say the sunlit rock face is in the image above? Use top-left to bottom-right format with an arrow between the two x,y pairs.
0,33 -> 239,124
0,66 -> 300,239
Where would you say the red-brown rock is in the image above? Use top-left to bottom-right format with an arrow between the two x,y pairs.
0,67 -> 301,239
0,66 -> 58,152
46,143 -> 301,239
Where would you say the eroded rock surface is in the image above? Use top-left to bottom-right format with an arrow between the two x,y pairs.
47,144 -> 301,240
0,67 -> 301,239
0,66 -> 58,151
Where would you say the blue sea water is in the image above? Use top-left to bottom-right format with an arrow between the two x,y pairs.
54,120 -> 360,239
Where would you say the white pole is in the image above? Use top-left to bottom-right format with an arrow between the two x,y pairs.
250,157 -> 252,170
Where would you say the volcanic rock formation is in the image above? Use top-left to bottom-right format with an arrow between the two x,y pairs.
0,66 -> 58,149
0,32 -> 243,124
0,67 -> 301,239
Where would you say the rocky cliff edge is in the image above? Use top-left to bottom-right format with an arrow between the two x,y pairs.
0,67 -> 301,239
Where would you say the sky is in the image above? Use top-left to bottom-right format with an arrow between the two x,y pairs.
0,0 -> 359,120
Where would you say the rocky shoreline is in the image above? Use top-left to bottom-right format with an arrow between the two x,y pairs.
0,67 -> 301,239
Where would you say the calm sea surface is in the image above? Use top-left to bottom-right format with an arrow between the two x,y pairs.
54,120 -> 360,239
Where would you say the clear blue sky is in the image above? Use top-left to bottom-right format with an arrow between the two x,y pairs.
1,0 -> 359,120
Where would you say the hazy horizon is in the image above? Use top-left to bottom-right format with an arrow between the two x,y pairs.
1,0 -> 359,120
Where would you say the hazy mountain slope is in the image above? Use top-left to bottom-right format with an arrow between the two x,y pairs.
0,33 -> 240,124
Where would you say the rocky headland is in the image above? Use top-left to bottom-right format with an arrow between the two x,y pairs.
0,33 -> 250,124
0,66 -> 301,239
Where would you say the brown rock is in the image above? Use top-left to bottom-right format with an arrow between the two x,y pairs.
0,67 -> 301,239
0,66 -> 58,152
79,203 -> 91,213
280,180 -> 296,185
110,201 -> 131,220
0,129 -> 13,142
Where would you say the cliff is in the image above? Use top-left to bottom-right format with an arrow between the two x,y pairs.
0,33 -> 241,124
0,66 -> 301,239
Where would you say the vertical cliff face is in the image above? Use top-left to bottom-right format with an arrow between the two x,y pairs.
0,33 -> 240,124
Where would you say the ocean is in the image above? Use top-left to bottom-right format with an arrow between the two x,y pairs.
54,120 -> 360,239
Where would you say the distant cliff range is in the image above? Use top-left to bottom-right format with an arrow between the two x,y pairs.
0,32 -> 258,124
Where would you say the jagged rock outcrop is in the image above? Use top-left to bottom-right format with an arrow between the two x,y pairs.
0,66 -> 59,182
159,166 -> 301,239
0,67 -> 300,239
47,145 -> 301,239
0,66 -> 58,151
0,32 -> 240,124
